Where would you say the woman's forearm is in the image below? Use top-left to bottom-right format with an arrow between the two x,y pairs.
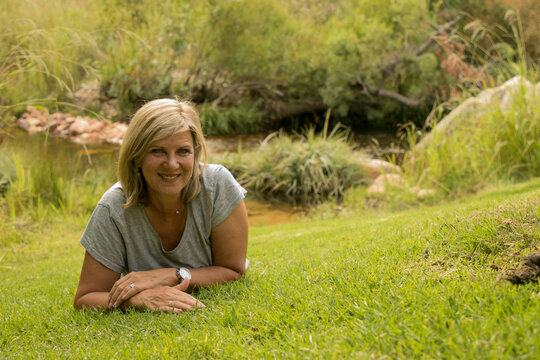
73,291 -> 110,311
189,265 -> 244,289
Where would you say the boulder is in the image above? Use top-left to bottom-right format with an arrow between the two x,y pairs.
415,76 -> 537,152
409,186 -> 436,200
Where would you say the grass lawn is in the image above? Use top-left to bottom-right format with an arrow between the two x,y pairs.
1,179 -> 540,359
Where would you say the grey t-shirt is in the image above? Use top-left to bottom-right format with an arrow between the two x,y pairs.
80,164 -> 246,274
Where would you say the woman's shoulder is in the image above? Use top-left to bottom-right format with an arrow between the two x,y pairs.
96,182 -> 127,212
201,163 -> 228,176
200,163 -> 238,187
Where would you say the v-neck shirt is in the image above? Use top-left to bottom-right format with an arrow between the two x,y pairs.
80,164 -> 246,274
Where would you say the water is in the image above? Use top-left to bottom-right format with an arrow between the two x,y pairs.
1,129 -> 304,226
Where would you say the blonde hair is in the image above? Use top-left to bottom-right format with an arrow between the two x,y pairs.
117,99 -> 207,207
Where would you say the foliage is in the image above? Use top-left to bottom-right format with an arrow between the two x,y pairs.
224,126 -> 366,205
199,101 -> 263,136
0,26 -> 90,112
0,0 -> 477,130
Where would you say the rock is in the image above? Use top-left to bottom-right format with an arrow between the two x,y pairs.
69,117 -> 90,135
415,76 -> 537,152
73,80 -> 101,109
362,159 -> 401,182
16,106 -> 129,145
367,173 -> 405,195
409,186 -> 436,200
87,120 -> 105,133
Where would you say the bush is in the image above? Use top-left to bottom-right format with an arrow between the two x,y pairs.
224,127 -> 366,205
199,102 -> 263,136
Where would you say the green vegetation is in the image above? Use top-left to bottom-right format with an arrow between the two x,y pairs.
1,0 -> 537,132
1,173 -> 539,357
224,126 -> 365,205
0,133 -> 116,226
2,1 -> 540,357
404,78 -> 539,198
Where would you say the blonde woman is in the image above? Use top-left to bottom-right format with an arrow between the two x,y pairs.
74,99 -> 248,313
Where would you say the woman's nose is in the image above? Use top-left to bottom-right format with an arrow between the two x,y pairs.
164,153 -> 179,168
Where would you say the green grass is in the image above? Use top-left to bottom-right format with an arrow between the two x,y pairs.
1,179 -> 539,358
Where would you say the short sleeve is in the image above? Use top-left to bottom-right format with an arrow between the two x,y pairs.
80,204 -> 127,274
211,165 -> 247,227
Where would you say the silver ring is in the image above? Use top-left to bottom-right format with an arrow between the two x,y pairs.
129,283 -> 135,288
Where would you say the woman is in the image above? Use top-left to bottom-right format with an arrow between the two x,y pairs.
74,99 -> 248,313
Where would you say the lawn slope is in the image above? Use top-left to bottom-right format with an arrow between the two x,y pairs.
1,180 -> 539,359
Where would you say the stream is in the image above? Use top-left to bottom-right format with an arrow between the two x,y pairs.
1,128 -> 404,226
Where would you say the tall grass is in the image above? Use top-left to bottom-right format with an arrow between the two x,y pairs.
0,133 -> 116,226
224,126 -> 366,205
405,79 -> 539,196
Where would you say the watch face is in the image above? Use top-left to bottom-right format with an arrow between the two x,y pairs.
180,268 -> 191,280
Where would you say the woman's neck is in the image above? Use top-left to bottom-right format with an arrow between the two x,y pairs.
146,194 -> 185,216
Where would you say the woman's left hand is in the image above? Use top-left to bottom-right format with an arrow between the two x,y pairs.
108,268 -> 177,309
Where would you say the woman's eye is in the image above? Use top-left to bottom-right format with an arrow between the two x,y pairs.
150,149 -> 163,154
177,149 -> 190,155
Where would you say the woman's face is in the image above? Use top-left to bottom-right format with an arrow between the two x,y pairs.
140,131 -> 195,202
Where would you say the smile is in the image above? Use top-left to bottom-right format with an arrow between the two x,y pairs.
159,174 -> 181,180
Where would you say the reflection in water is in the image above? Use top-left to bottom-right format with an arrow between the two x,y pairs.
244,196 -> 304,227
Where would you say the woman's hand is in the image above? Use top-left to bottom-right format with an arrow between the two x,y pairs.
122,279 -> 205,313
108,268 -> 178,309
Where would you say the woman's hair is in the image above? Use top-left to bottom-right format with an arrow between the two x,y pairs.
117,98 -> 207,207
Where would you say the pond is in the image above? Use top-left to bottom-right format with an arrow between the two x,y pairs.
1,129 -> 304,227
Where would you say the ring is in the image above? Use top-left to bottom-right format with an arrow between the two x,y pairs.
129,283 -> 135,288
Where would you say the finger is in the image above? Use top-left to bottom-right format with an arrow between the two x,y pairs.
112,283 -> 140,308
169,300 -> 194,311
108,276 -> 133,307
174,277 -> 190,292
170,291 -> 205,308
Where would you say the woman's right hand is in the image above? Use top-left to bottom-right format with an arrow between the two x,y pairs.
122,279 -> 205,313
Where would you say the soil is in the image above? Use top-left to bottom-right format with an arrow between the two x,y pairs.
502,253 -> 540,285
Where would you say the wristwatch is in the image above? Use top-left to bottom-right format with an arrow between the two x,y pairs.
176,267 -> 192,283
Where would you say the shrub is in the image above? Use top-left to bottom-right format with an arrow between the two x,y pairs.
224,127 -> 366,205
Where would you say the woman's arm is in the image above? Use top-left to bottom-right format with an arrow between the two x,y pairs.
74,252 -> 203,312
74,251 -> 121,310
188,200 -> 249,289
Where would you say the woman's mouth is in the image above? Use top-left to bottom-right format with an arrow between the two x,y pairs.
159,173 -> 181,181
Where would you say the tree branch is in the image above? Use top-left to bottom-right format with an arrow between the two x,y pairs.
358,15 -> 463,108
